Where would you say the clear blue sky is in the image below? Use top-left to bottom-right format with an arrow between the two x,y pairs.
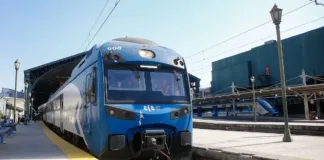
0,0 -> 323,91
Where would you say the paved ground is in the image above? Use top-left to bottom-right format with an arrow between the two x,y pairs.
193,129 -> 324,160
1,121 -> 323,160
194,118 -> 324,126
0,122 -> 69,160
194,116 -> 324,124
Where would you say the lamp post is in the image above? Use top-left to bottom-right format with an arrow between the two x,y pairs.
28,92 -> 31,120
24,82 -> 28,117
270,4 -> 292,142
30,97 -> 34,120
251,76 -> 256,122
14,59 -> 20,123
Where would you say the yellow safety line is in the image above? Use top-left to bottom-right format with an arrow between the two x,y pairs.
40,122 -> 97,160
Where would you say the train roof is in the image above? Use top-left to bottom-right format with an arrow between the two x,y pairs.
70,37 -> 184,77
112,37 -> 159,46
48,37 -> 186,103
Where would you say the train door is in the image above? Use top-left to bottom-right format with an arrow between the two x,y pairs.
60,94 -> 64,133
82,67 -> 96,135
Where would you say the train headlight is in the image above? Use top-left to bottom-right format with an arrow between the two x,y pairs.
139,50 -> 155,59
124,111 -> 130,118
105,105 -> 136,120
109,109 -> 115,116
171,106 -> 190,120
179,61 -> 184,66
184,108 -> 188,114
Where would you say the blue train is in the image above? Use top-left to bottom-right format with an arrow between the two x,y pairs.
38,37 -> 193,160
193,98 -> 280,117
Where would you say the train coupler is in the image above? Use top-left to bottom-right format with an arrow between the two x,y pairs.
143,129 -> 166,150
130,129 -> 172,159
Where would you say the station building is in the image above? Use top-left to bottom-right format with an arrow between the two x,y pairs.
209,26 -> 324,117
0,88 -> 25,122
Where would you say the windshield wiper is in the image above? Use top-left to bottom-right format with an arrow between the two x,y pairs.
132,68 -> 141,86
132,69 -> 140,79
172,70 -> 180,88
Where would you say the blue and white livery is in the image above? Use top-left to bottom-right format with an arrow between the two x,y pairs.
38,37 -> 193,160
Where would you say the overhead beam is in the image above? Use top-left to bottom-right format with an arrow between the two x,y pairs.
193,83 -> 324,102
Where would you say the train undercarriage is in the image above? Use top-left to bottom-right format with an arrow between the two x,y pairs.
43,121 -> 192,160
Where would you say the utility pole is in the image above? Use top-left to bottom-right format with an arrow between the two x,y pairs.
14,59 -> 20,123
251,76 -> 256,122
301,69 -> 310,120
231,82 -> 236,115
270,4 -> 292,142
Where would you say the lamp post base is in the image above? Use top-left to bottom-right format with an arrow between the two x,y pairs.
283,129 -> 293,142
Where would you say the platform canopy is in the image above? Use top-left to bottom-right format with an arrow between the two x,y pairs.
24,52 -> 86,109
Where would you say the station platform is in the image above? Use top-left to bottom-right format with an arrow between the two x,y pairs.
0,121 -> 96,160
1,121 -> 323,160
193,128 -> 324,160
193,116 -> 324,124
193,118 -> 324,136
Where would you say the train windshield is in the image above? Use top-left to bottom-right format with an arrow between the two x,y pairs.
105,65 -> 189,104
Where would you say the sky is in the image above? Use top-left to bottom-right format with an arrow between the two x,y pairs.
0,0 -> 323,92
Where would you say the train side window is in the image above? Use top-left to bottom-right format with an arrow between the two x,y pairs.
60,94 -> 63,109
85,75 -> 90,103
91,67 -> 96,104
85,67 -> 97,104
53,100 -> 56,110
56,99 -> 58,110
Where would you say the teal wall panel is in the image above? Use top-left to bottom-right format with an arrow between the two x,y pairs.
211,27 -> 324,93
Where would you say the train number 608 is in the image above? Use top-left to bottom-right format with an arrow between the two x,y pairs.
107,46 -> 122,50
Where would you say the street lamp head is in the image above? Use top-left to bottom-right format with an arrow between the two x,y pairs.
29,92 -> 31,97
31,97 -> 34,102
14,59 -> 20,70
25,82 -> 28,88
250,76 -> 255,83
270,4 -> 283,25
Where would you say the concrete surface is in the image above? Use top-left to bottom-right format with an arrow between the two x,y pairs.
193,116 -> 324,124
0,122 -> 68,160
39,122 -> 97,160
1,120 -> 323,160
193,128 -> 324,160
193,119 -> 324,136
193,118 -> 324,126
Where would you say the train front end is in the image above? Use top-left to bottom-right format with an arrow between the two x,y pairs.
100,38 -> 192,159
